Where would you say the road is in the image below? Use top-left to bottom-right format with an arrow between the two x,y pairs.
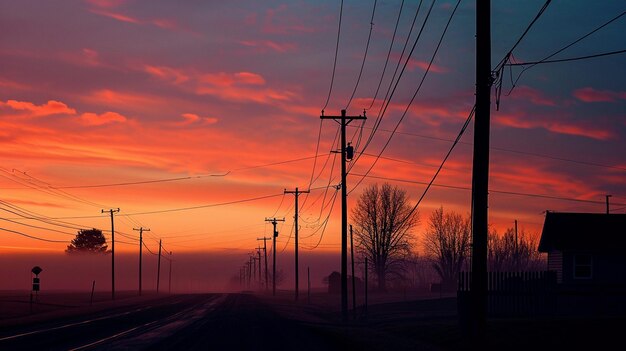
0,293 -> 363,351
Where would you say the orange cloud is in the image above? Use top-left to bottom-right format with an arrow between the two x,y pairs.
1,100 -> 76,117
79,111 -> 127,126
573,87 -> 626,103
144,65 -> 189,84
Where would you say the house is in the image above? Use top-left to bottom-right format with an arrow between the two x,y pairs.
538,211 -> 626,286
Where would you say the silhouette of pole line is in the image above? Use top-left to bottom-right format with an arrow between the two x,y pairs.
257,237 -> 271,291
134,227 -> 150,296
157,239 -> 162,293
321,109 -> 366,321
345,124 -> 626,172
0,217 -> 76,236
505,49 -> 626,66
284,187 -> 310,301
102,208 -> 120,300
471,0 -> 490,341
351,173 -> 626,207
265,217 -> 285,296
0,227 -> 67,242
321,0 -> 343,111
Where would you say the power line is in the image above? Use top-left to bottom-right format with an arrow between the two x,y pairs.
364,0 -> 405,111
505,48 -> 626,66
351,173 -> 626,207
0,227 -> 67,243
345,0 -> 377,110
349,0 -> 462,193
322,0 -> 344,111
506,10 -> 626,96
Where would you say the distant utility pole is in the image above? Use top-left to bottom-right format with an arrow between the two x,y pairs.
265,217 -> 285,296
606,195 -> 612,214
157,239 -> 162,293
284,187 -> 310,301
257,237 -> 271,291
133,227 -> 150,296
470,0 -> 491,342
102,208 -> 120,300
168,251 -> 173,294
320,109 -> 366,320
256,247 -> 263,289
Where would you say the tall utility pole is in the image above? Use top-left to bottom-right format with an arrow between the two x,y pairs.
157,239 -> 162,293
470,0 -> 491,341
102,208 -> 120,300
133,227 -> 150,296
257,237 -> 271,291
606,195 -> 612,214
265,217 -> 285,296
320,109 -> 366,320
284,187 -> 310,301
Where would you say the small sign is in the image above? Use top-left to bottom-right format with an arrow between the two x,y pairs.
31,266 -> 42,275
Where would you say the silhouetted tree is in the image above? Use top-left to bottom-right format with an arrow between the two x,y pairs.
422,207 -> 471,290
488,226 -> 545,271
66,228 -> 108,254
351,183 -> 419,292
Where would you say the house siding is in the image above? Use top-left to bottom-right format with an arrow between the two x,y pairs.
547,250 -> 562,283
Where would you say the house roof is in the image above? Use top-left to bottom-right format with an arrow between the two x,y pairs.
538,212 -> 626,252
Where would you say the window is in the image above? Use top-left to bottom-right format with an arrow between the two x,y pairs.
573,254 -> 592,279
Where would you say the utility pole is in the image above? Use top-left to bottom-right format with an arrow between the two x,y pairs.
257,237 -> 271,291
133,227 -> 150,296
102,208 -> 120,300
169,251 -> 173,294
606,195 -> 612,214
350,224 -> 356,319
514,220 -> 518,271
320,109 -> 366,321
284,187 -> 310,301
157,239 -> 162,293
256,247 -> 262,289
471,0 -> 491,342
265,217 -> 285,296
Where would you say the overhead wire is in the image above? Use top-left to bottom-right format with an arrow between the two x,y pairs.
322,0 -> 344,112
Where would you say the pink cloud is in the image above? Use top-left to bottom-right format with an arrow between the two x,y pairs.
178,113 -> 218,126
495,113 -> 613,140
510,86 -> 556,106
573,87 -> 626,103
144,65 -> 189,84
86,0 -> 126,9
234,72 -> 265,85
89,9 -> 141,24
2,100 -> 76,117
239,40 -> 297,53
407,58 -> 448,74
79,111 -> 127,126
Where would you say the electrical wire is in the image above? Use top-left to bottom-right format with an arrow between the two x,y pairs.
322,0 -> 344,112
345,0 -> 378,110
505,48 -> 626,66
0,227 -> 67,243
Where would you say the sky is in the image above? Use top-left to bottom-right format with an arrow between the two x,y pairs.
0,1 -> 624,290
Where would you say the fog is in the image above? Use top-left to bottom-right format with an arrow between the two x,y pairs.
0,250 -> 342,293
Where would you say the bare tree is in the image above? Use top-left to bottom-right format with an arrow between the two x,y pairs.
351,183 -> 419,292
422,207 -> 471,290
488,226 -> 545,271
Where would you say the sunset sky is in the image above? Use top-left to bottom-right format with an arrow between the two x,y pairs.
0,0 -> 624,283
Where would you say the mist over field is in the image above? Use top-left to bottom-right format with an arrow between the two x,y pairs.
0,250 -> 341,293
